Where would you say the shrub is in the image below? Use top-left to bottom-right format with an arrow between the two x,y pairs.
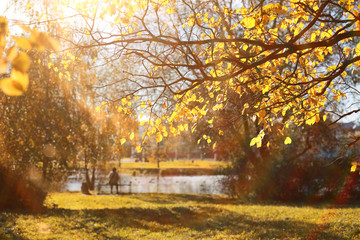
0,165 -> 47,212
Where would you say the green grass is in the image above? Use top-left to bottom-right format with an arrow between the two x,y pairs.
118,160 -> 229,169
110,160 -> 229,175
1,192 -> 360,239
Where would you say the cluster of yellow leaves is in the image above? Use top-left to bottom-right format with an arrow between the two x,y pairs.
179,1 -> 356,148
182,3 -> 355,149
55,52 -> 78,82
250,131 -> 265,148
69,0 -> 359,152
0,17 -> 59,96
350,161 -> 360,175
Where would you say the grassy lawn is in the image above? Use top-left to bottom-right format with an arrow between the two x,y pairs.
1,192 -> 360,239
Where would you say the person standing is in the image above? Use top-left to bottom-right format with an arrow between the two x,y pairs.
109,168 -> 120,194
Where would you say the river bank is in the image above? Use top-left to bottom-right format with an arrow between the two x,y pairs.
111,159 -> 229,176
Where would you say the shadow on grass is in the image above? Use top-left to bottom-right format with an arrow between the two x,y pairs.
129,193 -> 360,210
33,205 -> 348,240
117,193 -> 360,210
123,193 -> 238,205
0,213 -> 27,240
2,192 -> 359,239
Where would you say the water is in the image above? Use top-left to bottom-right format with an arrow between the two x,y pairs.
64,174 -> 226,195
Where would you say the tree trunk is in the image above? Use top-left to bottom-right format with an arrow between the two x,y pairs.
42,156 -> 48,179
89,167 -> 95,190
85,168 -> 91,190
156,142 -> 160,169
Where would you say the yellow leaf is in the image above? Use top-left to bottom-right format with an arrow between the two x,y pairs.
213,142 -> 216,149
129,132 -> 135,140
219,130 -> 224,135
284,137 -> 292,145
187,16 -> 195,27
121,98 -> 127,106
191,125 -> 196,133
0,59 -> 7,74
240,7 -> 247,15
241,17 -> 256,29
6,46 -> 17,62
136,145 -> 143,153
18,24 -> 31,33
344,47 -> 351,56
13,37 -> 32,50
0,17 -> 7,37
1,78 -> 23,96
29,30 -> 59,51
256,140 -> 262,148
351,165 -> 357,172
306,116 -> 316,125
250,137 -> 257,146
12,52 -> 30,73
43,34 -> 60,51
134,95 -> 139,101
356,42 -> 360,56
156,118 -> 161,125
25,3 -> 33,10
0,70 -> 29,96
156,132 -> 163,143
311,32 -> 316,42
166,7 -> 174,14
120,138 -> 126,145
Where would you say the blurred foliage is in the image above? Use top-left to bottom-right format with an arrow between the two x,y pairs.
217,113 -> 360,203
0,165 -> 46,212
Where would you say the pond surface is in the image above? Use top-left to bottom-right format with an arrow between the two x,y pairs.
64,174 -> 226,195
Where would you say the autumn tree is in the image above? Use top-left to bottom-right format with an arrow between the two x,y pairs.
40,0 -> 360,153
0,1 -> 104,180
5,0 -> 360,157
